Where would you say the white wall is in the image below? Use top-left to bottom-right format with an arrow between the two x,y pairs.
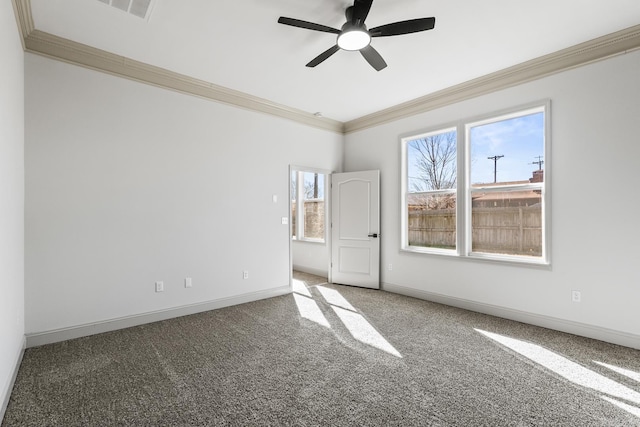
344,50 -> 640,348
292,240 -> 329,278
25,53 -> 342,337
0,0 -> 25,416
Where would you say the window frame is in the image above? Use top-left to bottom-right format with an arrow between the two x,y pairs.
290,166 -> 329,244
402,126 -> 459,256
400,100 -> 551,266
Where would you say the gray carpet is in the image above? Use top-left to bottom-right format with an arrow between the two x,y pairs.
3,272 -> 640,426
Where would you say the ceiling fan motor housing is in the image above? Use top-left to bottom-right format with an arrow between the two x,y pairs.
338,22 -> 371,51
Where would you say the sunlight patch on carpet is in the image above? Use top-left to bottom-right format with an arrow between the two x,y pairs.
316,286 -> 357,312
601,396 -> 640,418
294,293 -> 330,328
594,361 -> 640,383
333,306 -> 402,358
476,329 -> 640,418
292,279 -> 312,298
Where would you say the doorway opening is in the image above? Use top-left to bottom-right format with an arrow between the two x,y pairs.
290,166 -> 331,282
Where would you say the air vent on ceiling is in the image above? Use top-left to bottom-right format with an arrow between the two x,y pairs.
97,0 -> 155,21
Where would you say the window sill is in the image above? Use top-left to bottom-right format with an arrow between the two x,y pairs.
401,246 -> 550,268
292,238 -> 326,245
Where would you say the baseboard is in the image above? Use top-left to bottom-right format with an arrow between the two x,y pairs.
26,286 -> 291,348
292,265 -> 328,279
382,282 -> 640,350
1,336 -> 25,423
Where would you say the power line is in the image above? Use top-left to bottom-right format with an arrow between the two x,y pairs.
487,155 -> 504,183
530,156 -> 544,170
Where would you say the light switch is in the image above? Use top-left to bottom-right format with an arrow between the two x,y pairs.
272,195 -> 278,203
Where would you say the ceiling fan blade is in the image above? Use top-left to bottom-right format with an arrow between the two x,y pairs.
360,45 -> 387,71
351,0 -> 373,26
370,17 -> 436,37
278,17 -> 341,34
306,45 -> 341,68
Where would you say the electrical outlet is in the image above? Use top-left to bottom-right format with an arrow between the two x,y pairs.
571,290 -> 581,303
243,271 -> 249,280
155,281 -> 164,293
185,277 -> 192,288
388,263 -> 393,271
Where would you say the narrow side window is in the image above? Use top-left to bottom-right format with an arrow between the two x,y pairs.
404,128 -> 457,252
291,169 -> 326,243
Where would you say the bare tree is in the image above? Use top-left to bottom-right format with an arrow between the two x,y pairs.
409,132 -> 457,210
292,172 -> 322,199
410,132 -> 457,192
291,173 -> 297,200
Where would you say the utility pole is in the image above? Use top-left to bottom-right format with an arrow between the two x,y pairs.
313,173 -> 318,198
487,155 -> 504,183
530,156 -> 544,170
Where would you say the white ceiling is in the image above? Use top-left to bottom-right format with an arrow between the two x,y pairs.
30,0 -> 640,123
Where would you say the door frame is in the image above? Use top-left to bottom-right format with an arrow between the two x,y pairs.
288,167 -> 381,288
288,165 -> 332,288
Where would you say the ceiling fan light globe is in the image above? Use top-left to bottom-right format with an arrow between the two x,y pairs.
337,29 -> 371,51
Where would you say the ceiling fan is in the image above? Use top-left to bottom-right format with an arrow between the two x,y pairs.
277,0 -> 436,71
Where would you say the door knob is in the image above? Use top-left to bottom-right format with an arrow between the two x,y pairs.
368,233 -> 379,238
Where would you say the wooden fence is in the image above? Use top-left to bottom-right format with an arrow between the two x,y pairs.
408,209 -> 456,250
408,206 -> 542,256
291,200 -> 325,239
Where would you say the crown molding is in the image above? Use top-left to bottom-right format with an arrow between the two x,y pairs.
13,0 -> 640,136
344,24 -> 640,134
14,1 -> 344,134
11,0 -> 33,50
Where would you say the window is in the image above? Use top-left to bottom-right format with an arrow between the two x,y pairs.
402,102 -> 549,264
406,128 -> 458,251
291,168 -> 327,243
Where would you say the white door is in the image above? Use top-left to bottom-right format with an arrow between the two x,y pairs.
330,170 -> 380,289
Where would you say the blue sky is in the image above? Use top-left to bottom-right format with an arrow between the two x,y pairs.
291,171 -> 325,200
406,111 -> 544,190
302,171 -> 324,199
470,112 -> 544,184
